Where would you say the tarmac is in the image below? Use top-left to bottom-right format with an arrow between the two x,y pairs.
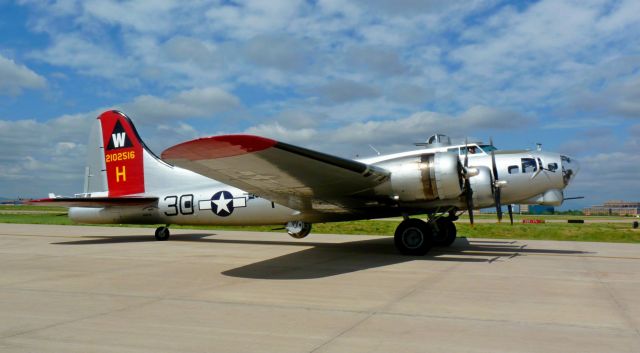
1,223 -> 639,353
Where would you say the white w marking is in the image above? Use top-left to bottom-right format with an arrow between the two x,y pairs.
112,133 -> 126,148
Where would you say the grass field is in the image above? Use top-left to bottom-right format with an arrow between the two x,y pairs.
1,206 -> 639,243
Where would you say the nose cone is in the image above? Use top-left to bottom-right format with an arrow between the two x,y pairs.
561,155 -> 580,186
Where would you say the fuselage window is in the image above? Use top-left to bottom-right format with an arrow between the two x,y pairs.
547,162 -> 558,172
508,165 -> 519,174
521,158 -> 537,173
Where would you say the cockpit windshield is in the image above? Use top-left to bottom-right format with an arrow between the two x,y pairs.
459,144 -> 497,155
479,145 -> 497,153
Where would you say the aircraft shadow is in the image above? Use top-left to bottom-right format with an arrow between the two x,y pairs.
52,234 -> 593,280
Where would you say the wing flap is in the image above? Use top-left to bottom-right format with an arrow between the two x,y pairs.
27,197 -> 159,208
162,135 -> 390,212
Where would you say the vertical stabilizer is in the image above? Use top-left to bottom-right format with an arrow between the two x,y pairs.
97,110 -> 146,196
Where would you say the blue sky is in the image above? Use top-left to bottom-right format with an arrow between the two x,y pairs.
1,0 -> 639,209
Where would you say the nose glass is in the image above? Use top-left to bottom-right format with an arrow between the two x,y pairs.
561,155 -> 580,186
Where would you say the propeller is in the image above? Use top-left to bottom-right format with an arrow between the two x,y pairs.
489,137 -> 503,223
463,138 -> 474,226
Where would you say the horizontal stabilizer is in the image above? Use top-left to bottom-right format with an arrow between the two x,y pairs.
27,197 -> 158,208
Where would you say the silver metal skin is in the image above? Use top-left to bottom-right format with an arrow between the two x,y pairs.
361,143 -> 579,210
66,119 -> 579,229
386,153 -> 462,202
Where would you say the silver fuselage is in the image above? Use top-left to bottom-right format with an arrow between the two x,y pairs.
70,142 -> 579,225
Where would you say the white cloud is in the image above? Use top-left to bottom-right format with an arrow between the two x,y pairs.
205,0 -> 306,40
82,0 -> 182,34
243,35 -> 312,72
345,46 -> 410,77
0,112 -> 95,196
0,54 -> 46,95
244,122 -> 316,144
33,34 -> 134,80
161,36 -> 219,68
327,105 -> 530,145
313,79 -> 381,103
567,151 -> 640,206
119,87 -> 240,123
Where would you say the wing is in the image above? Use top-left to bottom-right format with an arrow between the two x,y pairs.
28,197 -> 159,208
161,135 -> 390,214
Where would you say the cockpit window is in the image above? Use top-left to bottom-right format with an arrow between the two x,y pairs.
547,163 -> 558,172
479,145 -> 497,153
460,146 -> 474,155
561,155 -> 579,186
460,145 -> 482,155
508,165 -> 519,174
521,158 -> 537,173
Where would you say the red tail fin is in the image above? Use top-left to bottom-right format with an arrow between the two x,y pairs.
98,111 -> 145,196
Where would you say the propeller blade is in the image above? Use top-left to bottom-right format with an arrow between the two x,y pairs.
464,137 -> 469,169
495,187 -> 503,222
462,137 -> 474,225
490,150 -> 498,181
507,204 -> 513,225
466,186 -> 474,226
490,147 -> 503,222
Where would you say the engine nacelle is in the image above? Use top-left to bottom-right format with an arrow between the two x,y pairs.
389,152 -> 463,202
523,189 -> 564,206
469,166 -> 495,208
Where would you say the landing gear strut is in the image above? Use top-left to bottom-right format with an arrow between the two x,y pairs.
154,225 -> 170,241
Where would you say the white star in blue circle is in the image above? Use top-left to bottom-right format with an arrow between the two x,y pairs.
211,191 -> 234,217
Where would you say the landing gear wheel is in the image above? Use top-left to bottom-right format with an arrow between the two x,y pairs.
394,219 -> 434,256
286,221 -> 312,239
154,226 -> 170,241
434,219 -> 457,247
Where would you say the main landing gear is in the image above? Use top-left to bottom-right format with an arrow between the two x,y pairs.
286,221 -> 312,239
394,217 -> 457,255
154,225 -> 170,241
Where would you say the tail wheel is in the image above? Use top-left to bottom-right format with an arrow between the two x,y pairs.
394,219 -> 434,256
434,219 -> 457,247
286,221 -> 312,239
154,226 -> 170,241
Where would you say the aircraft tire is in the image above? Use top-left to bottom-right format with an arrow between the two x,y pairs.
434,219 -> 457,247
155,227 -> 170,241
394,219 -> 434,256
286,221 -> 312,239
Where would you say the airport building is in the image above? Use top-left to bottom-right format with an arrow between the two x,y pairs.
583,200 -> 640,216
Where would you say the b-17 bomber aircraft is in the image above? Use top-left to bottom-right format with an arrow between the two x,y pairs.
32,110 -> 580,255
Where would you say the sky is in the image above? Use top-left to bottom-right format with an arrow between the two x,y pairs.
0,0 -> 639,209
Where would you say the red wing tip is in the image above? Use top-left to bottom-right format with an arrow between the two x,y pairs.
26,198 -> 54,204
162,134 -> 277,160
